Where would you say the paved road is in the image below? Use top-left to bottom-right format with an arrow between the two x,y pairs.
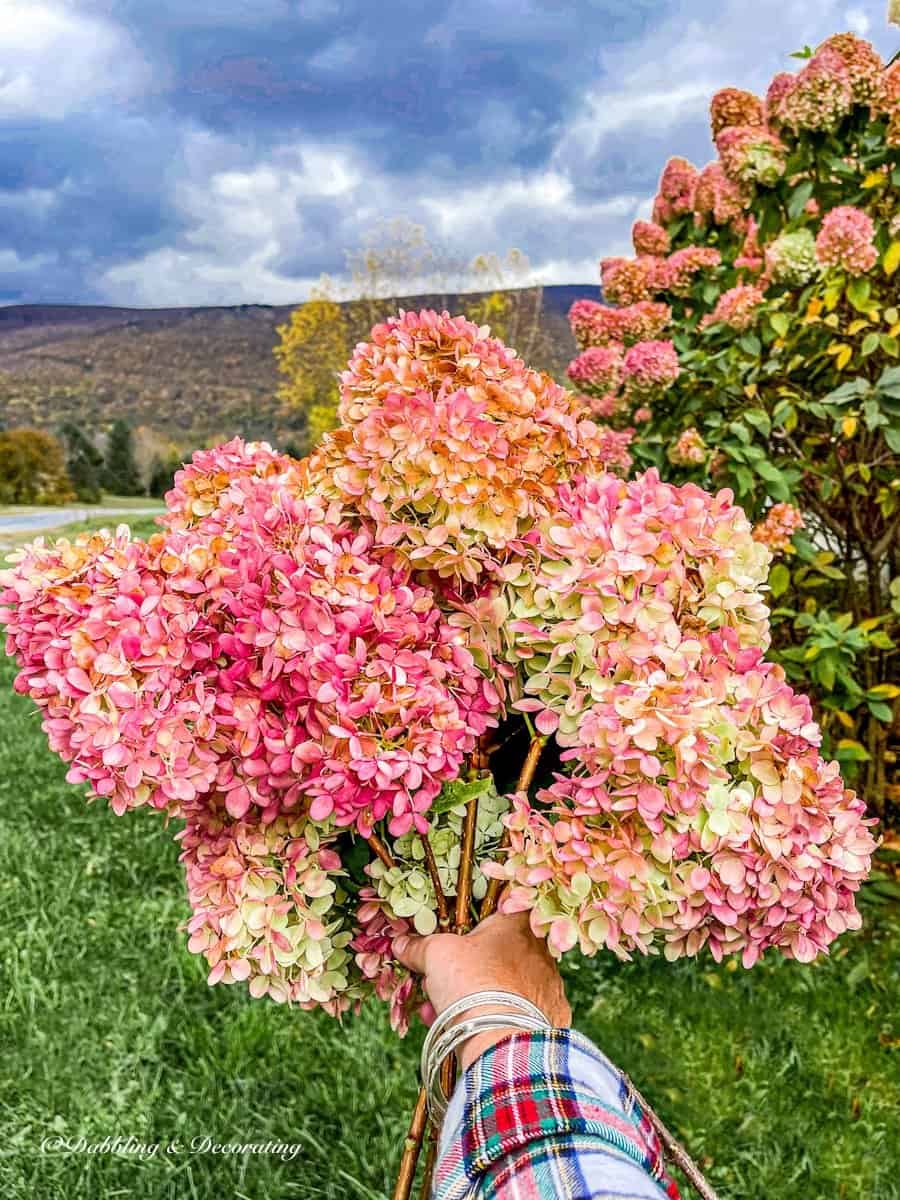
0,506 -> 163,534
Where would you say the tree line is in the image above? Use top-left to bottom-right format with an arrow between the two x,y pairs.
0,419 -> 174,505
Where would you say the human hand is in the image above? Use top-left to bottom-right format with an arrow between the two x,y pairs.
393,911 -> 571,1071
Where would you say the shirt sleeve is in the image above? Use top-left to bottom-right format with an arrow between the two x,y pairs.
432,1029 -> 681,1200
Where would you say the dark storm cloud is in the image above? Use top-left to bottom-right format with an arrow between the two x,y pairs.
0,0 -> 892,305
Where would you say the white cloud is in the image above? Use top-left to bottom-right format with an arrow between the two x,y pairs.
0,185 -> 60,215
0,0 -> 152,120
100,135 -> 368,306
92,0 -> 898,303
0,247 -> 55,272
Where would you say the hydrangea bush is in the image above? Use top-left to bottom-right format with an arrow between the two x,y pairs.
567,33 -> 899,817
1,308 -> 877,1041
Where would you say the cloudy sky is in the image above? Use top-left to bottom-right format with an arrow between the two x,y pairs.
0,0 -> 895,308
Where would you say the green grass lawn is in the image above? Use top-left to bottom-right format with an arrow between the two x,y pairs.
0,661 -> 897,1200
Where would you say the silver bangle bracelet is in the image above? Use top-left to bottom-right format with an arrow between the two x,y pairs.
420,990 -> 552,1121
425,1012 -> 549,1120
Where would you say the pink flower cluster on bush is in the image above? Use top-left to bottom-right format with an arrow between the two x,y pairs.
701,284 -> 766,331
815,206 -> 878,276
753,503 -> 805,553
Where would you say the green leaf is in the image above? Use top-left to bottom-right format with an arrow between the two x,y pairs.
823,379 -> 868,406
739,333 -> 762,356
787,180 -> 815,219
867,701 -> 893,723
744,409 -> 771,436
734,466 -> 754,496
754,460 -> 790,500
846,278 -> 871,312
769,563 -> 790,598
769,312 -> 790,338
877,365 -> 900,399
836,739 -> 870,762
884,426 -> 900,453
861,332 -> 880,357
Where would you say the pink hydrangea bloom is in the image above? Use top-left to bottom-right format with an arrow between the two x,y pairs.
593,426 -> 635,475
492,652 -> 875,967
885,61 -> 900,147
600,256 -> 664,306
716,126 -> 787,187
568,299 -> 606,348
753,503 -> 805,553
693,162 -> 748,226
309,311 -> 610,583
777,49 -> 853,132
569,300 -> 672,350
765,73 -> 795,125
504,470 -> 773,741
0,526 -> 222,816
164,438 -> 301,535
622,339 -> 680,398
632,220 -> 670,256
178,804 -> 360,1013
662,246 -> 722,296
567,344 -> 624,396
653,157 -> 699,222
815,206 -> 878,275
668,427 -> 708,467
710,87 -> 765,136
816,32 -> 884,105
701,285 -> 766,331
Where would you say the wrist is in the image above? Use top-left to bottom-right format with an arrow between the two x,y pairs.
457,1026 -> 521,1071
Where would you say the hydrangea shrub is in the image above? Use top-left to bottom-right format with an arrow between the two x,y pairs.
567,33 -> 899,816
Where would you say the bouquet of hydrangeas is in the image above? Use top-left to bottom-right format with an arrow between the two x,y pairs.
0,310 -> 876,1195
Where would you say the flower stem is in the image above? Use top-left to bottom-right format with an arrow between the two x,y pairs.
479,734 -> 546,920
367,831 -> 396,869
392,1086 -> 429,1200
421,833 -> 451,929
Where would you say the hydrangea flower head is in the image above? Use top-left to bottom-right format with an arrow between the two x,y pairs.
777,49 -> 853,132
567,344 -> 624,396
693,162 -> 748,226
632,220 -> 671,257
753,503 -> 804,553
815,206 -> 878,275
600,256 -> 664,306
662,246 -> 722,296
816,33 -> 884,105
710,88 -> 765,136
668,427 -> 707,466
765,229 -> 817,286
569,300 -> 672,350
308,310 -> 609,583
622,339 -> 680,399
701,285 -> 766,331
716,126 -> 786,187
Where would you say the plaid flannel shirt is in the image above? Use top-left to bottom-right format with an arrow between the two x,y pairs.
434,1030 -> 681,1200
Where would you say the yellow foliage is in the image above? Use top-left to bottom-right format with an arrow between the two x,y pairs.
273,297 -> 349,450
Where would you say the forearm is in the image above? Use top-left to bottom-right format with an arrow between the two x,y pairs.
433,1029 -> 679,1200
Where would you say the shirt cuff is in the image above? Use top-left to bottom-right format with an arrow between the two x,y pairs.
436,1028 -> 678,1198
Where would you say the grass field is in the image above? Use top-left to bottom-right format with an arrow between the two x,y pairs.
0,523 -> 898,1200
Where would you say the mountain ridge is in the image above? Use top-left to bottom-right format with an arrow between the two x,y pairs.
0,284 -> 600,449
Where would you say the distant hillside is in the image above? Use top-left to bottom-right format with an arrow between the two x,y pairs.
0,285 -> 600,450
